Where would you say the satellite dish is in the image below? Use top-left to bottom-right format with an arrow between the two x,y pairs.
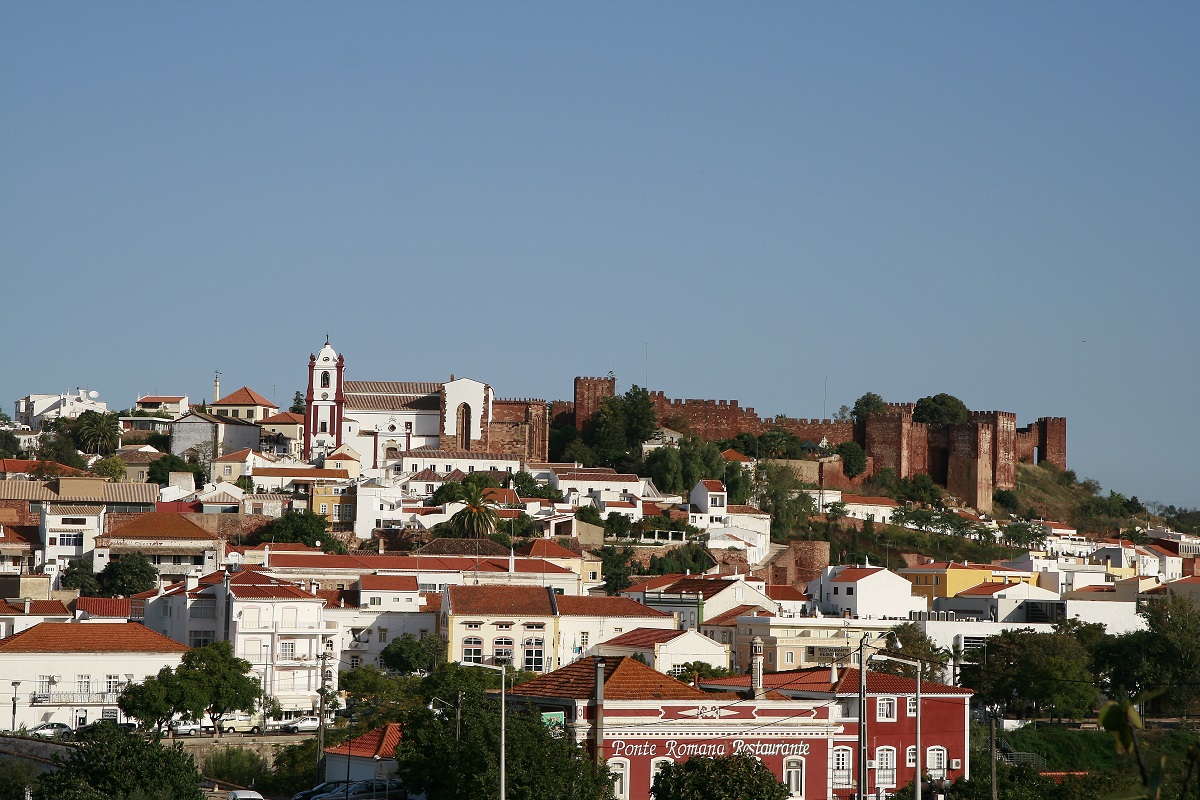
88,390 -> 99,399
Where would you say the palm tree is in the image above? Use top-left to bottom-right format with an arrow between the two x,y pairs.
75,411 -> 121,455
948,639 -> 968,686
451,484 -> 499,539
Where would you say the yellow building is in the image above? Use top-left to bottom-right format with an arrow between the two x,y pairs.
898,562 -> 1036,604
311,480 -> 356,533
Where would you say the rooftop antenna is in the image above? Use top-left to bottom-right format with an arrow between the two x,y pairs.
823,376 -> 828,419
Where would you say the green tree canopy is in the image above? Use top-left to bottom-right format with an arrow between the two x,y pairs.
381,633 -> 448,675
851,392 -> 887,424
722,461 -> 752,505
651,753 -> 788,800
258,510 -> 343,551
90,455 -> 126,482
875,623 -> 949,683
175,641 -> 261,734
450,484 -> 499,539
290,391 -> 306,414
61,555 -> 101,596
119,666 -> 207,735
835,441 -> 867,479
146,453 -> 205,487
33,723 -> 203,800
98,552 -> 158,597
962,627 -> 1099,719
912,393 -> 971,426
594,545 -> 635,595
0,430 -> 23,459
74,411 -> 121,455
757,462 -> 815,535
33,431 -> 86,470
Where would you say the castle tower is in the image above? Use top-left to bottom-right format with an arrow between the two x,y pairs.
304,341 -> 345,460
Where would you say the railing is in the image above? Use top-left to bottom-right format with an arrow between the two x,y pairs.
875,768 -> 896,787
31,691 -> 121,705
831,768 -> 853,788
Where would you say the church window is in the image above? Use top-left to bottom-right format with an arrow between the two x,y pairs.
321,371 -> 330,388
320,422 -> 328,433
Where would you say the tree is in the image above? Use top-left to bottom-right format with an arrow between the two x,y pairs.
576,505 -> 603,527
645,446 -> 685,495
61,555 -> 101,596
651,753 -> 788,800
678,437 -> 724,494
722,461 -> 752,505
595,545 -> 635,595
290,391 -> 306,414
91,455 -> 126,482
450,484 -> 499,539
259,510 -> 339,550
338,666 -> 423,730
876,623 -> 949,683
0,759 -> 39,800
912,393 -> 970,426
0,430 -> 22,459
604,512 -> 633,539
34,431 -> 86,470
1135,592 -> 1200,714
146,454 -> 204,487
1002,522 -> 1046,548
175,641 -> 261,735
824,501 -> 847,530
511,470 -> 563,501
835,441 -> 867,479
396,682 -> 611,800
74,411 -> 121,455
119,666 -> 207,735
961,628 -> 1098,719
647,542 -> 712,575
234,475 -> 255,492
757,462 -> 816,535
851,392 -> 887,424
33,722 -> 203,800
202,746 -> 271,792
98,553 -> 158,597
381,633 -> 448,674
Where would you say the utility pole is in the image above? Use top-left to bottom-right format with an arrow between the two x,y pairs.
990,710 -> 998,800
456,690 -> 463,742
317,650 -> 330,783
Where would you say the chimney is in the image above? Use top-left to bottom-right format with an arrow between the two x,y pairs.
751,636 -> 765,699
263,545 -> 270,569
185,573 -> 200,592
593,657 -> 606,765
830,661 -> 839,684
509,548 -> 515,573
23,597 -> 30,614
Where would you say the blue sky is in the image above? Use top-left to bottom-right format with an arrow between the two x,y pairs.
3,3 -> 1197,507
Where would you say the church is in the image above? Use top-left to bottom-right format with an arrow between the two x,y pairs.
302,341 -> 550,470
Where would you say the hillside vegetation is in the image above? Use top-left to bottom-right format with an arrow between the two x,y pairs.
1008,462 -> 1148,537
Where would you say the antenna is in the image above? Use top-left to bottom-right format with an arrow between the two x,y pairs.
823,376 -> 828,419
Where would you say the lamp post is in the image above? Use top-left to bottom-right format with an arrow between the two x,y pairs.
10,681 -> 20,731
857,633 -> 870,800
870,652 -> 923,800
462,661 -> 507,800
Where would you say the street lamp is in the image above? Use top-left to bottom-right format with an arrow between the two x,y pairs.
856,633 -> 870,800
870,648 -> 923,800
10,681 -> 20,731
461,661 -> 507,800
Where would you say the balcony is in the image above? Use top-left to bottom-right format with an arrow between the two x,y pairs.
876,768 -> 896,787
831,769 -> 853,788
31,691 -> 121,706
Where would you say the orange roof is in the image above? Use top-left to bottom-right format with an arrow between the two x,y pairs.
843,495 -> 899,507
830,567 -> 883,583
622,574 -> 688,594
105,512 -> 216,540
514,539 -> 578,560
228,584 -> 322,600
1042,521 -> 1076,531
721,449 -> 753,463
259,411 -> 305,425
0,622 -> 189,653
0,459 -> 89,477
555,471 -> 640,483
212,386 -> 275,407
727,504 -> 766,515
266,552 -> 573,575
327,452 -> 359,462
956,581 -> 1019,596
555,596 -> 670,618
74,597 -> 132,618
654,577 -> 741,600
702,604 -> 773,627
514,656 -> 711,701
325,723 -> 402,758
766,584 -> 810,601
602,627 -> 688,648
700,480 -> 726,492
0,600 -> 70,616
254,468 -> 350,479
358,575 -> 419,592
703,666 -> 971,696
448,585 -> 555,616
213,448 -> 256,462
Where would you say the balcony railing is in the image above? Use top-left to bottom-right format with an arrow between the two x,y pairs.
875,768 -> 896,787
831,769 -> 853,788
31,691 -> 121,705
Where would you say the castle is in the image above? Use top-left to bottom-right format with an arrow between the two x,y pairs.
558,377 -> 1065,514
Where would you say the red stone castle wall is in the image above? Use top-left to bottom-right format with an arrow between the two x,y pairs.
573,377 -> 615,431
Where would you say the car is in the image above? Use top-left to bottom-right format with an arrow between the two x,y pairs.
225,791 -> 265,800
292,780 -> 350,800
28,722 -> 73,738
283,716 -> 324,733
219,718 -> 263,734
311,779 -> 408,800
75,720 -> 136,737
168,719 -> 214,736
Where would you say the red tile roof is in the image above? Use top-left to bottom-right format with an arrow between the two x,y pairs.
212,387 -> 275,407
555,596 -> 670,618
266,553 -> 573,575
513,656 -> 711,700
703,605 -> 774,627
105,512 -> 216,541
700,480 -> 726,492
721,449 -> 753,463
830,567 -> 886,583
228,584 -> 323,600
0,622 -> 189,653
327,453 -> 360,462
448,585 -> 555,616
843,495 -> 899,507
358,575 -> 419,592
514,539 -> 578,560
324,723 -> 402,758
653,577 -> 740,599
555,471 -> 640,483
727,504 -> 767,515
259,411 -> 305,425
421,592 -> 442,612
702,666 -> 971,696
0,459 -> 89,477
75,597 -> 133,618
765,585 -> 810,602
213,448 -> 256,462
956,581 -> 1019,596
254,468 -> 350,479
483,487 -> 519,505
601,628 -> 688,648
0,600 -> 71,616
622,574 -> 688,594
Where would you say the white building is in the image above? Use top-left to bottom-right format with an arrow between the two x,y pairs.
807,564 -> 927,620
14,389 -> 108,430
596,627 -> 730,675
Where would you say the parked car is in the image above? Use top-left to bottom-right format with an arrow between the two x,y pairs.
75,720 -> 136,737
282,716 -> 324,733
226,791 -> 265,800
292,780 -> 350,800
311,779 -> 408,800
28,722 -> 73,738
168,719 -> 214,736
219,717 -> 263,734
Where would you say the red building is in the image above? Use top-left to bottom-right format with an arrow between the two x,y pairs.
510,656 -> 972,800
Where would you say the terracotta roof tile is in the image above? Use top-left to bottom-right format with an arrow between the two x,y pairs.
702,604 -> 773,627
700,480 -> 726,492
105,512 -> 216,540
212,387 -> 275,407
555,471 -> 640,483
324,723 -> 402,758
514,539 -> 578,560
601,628 -> 688,648
622,574 -> 687,594
702,666 -> 972,696
0,621 -> 189,653
721,449 -> 753,463
727,504 -> 767,515
843,495 -> 900,507
514,656 -> 710,701
0,600 -> 71,616
555,596 -> 670,618
136,396 -> 186,403
254,468 -> 350,479
956,581 -> 1019,596
259,411 -> 305,425
448,585 -> 554,616
75,597 -> 132,618
358,575 -> 419,592
213,448 -> 256,462
830,567 -> 884,583
0,459 -> 89,477
765,585 -> 810,601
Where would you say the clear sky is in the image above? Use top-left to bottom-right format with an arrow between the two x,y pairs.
3,3 -> 1197,507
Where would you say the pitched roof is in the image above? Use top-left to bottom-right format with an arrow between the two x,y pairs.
0,480 -> 158,504
727,504 -> 767,515
105,512 -> 216,541
324,723 -> 402,758
326,452 -> 359,462
843,495 -> 900,507
408,468 -> 442,482
265,552 -> 573,575
700,480 -> 726,492
212,387 -> 275,407
413,538 -> 510,557
74,597 -> 132,618
253,468 -> 350,479
654,576 -> 739,599
555,596 -> 670,618
830,567 -> 884,583
622,574 -> 687,594
766,584 -> 810,601
213,448 -> 256,462
358,575 -> 419,592
601,628 -> 689,648
0,459 -> 89,477
555,471 -> 640,483
0,600 -> 70,616
259,412 -> 305,425
447,585 -> 554,616
702,666 -> 972,696
227,583 -> 323,600
46,504 -> 104,516
514,656 -> 710,700
0,622 -> 189,653
721,449 -> 753,463
701,604 -> 773,627
514,539 -> 578,560
956,581 -> 1019,596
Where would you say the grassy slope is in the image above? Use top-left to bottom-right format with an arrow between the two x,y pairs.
1002,723 -> 1199,776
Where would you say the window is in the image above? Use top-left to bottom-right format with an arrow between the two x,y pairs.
62,517 -> 87,525
223,465 -> 233,476
877,697 -> 897,722
320,504 -> 328,515
846,587 -> 854,595
783,757 -> 805,798
369,596 -> 381,606
59,533 -> 83,547
377,628 -> 388,643
523,637 -> 544,672
37,675 -> 52,695
321,371 -> 330,388
463,637 -> 484,664
876,746 -> 897,787
609,758 -> 629,800
926,746 -> 948,780
320,421 -> 328,433
231,409 -> 240,418
189,603 -> 216,619
711,495 -> 725,507
525,623 -> 545,631
77,675 -> 91,693
189,630 -> 215,648
349,656 -> 361,669
466,622 -> 482,630
579,631 -> 589,649
785,651 -> 794,665
907,696 -> 918,716
650,758 -> 672,787
496,623 -> 512,630
906,746 -> 917,768
832,747 -> 853,788
106,675 -> 121,693
280,641 -> 296,660
493,637 -> 514,665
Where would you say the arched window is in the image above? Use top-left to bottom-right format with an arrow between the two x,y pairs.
608,758 -> 629,800
926,746 -> 948,780
906,745 -> 917,768
783,757 -> 805,798
650,757 -> 672,790
832,747 -> 853,788
523,637 -> 544,672
493,637 -> 514,665
320,371 -> 330,388
456,403 -> 472,450
875,746 -> 897,787
462,637 -> 483,664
